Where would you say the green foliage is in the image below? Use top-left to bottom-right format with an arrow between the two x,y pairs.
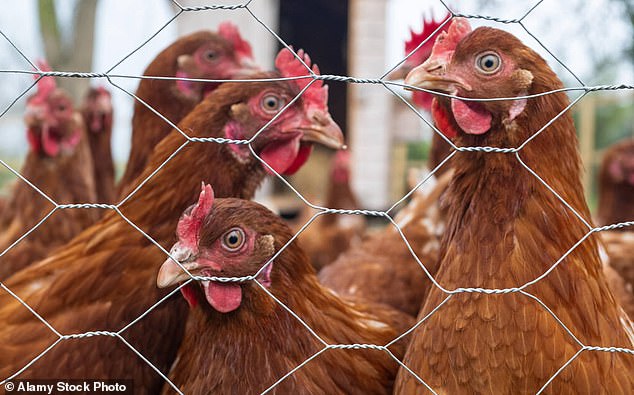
594,99 -> 634,150
406,140 -> 431,161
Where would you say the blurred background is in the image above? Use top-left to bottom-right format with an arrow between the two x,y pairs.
0,0 -> 632,212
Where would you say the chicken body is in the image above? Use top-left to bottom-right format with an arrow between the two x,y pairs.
320,170 -> 451,317
395,19 -> 634,394
0,63 -> 343,393
294,150 -> 366,271
597,138 -> 634,227
80,86 -> 115,204
318,12 -> 455,317
597,138 -> 634,318
157,190 -> 413,394
117,24 -> 257,198
0,75 -> 97,280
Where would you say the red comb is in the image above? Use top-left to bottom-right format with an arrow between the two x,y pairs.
176,183 -> 215,248
404,11 -> 451,66
218,21 -> 254,61
32,59 -> 57,103
275,47 -> 328,110
428,18 -> 472,65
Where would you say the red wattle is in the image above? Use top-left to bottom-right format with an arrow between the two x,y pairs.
42,125 -> 60,157
203,281 -> 242,313
413,91 -> 433,113
260,134 -> 302,175
431,98 -> 458,139
283,144 -> 313,175
450,98 -> 492,135
180,284 -> 199,308
176,70 -> 195,97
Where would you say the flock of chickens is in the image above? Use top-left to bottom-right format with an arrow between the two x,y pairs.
0,12 -> 632,395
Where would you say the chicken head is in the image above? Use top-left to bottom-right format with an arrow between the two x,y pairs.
81,86 -> 113,134
176,21 -> 258,99
388,11 -> 451,112
405,18 -> 536,141
157,183 -> 280,313
24,60 -> 83,158
220,47 -> 344,175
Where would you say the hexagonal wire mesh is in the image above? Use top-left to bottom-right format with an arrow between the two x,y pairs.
0,0 -> 632,394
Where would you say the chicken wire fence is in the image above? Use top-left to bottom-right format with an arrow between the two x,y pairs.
0,0 -> 633,394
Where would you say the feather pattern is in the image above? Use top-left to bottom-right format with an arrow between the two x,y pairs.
395,22 -> 634,394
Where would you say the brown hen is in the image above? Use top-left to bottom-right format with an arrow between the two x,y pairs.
294,150 -> 366,271
80,86 -> 114,204
117,23 -> 258,198
0,49 -> 343,393
157,184 -> 413,394
0,63 -> 97,280
596,138 -> 634,319
597,138 -> 634,227
395,18 -> 634,394
320,170 -> 451,317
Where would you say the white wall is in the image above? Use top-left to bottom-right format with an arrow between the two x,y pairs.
348,0 -> 392,210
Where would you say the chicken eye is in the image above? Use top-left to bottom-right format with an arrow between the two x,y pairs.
222,228 -> 245,252
476,52 -> 501,74
261,94 -> 284,113
204,50 -> 217,61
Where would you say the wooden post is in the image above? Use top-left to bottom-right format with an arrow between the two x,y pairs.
348,0 -> 391,210
577,94 -> 596,197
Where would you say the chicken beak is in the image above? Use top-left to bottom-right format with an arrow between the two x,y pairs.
298,109 -> 345,150
157,244 -> 201,288
157,259 -> 203,288
404,59 -> 470,93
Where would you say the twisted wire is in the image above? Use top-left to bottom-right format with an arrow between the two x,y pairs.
0,2 -> 631,394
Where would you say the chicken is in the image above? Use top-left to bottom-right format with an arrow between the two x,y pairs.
317,12 -> 455,315
116,22 -> 258,198
597,138 -> 634,227
389,11 -> 453,173
0,62 -> 97,280
395,18 -> 634,394
320,170 -> 451,317
597,138 -> 634,318
388,11 -> 450,111
603,247 -> 634,319
156,184 -> 413,394
80,86 -> 114,203
293,150 -> 366,271
0,48 -> 344,393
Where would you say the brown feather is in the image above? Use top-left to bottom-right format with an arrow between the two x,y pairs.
162,198 -> 413,394
80,87 -> 115,204
0,114 -> 97,280
395,26 -> 634,394
0,78 -> 324,393
116,31 -> 245,198
596,138 -> 634,228
293,152 -> 366,271
319,170 -> 452,317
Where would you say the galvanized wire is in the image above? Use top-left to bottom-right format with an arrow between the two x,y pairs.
0,1 -> 632,394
